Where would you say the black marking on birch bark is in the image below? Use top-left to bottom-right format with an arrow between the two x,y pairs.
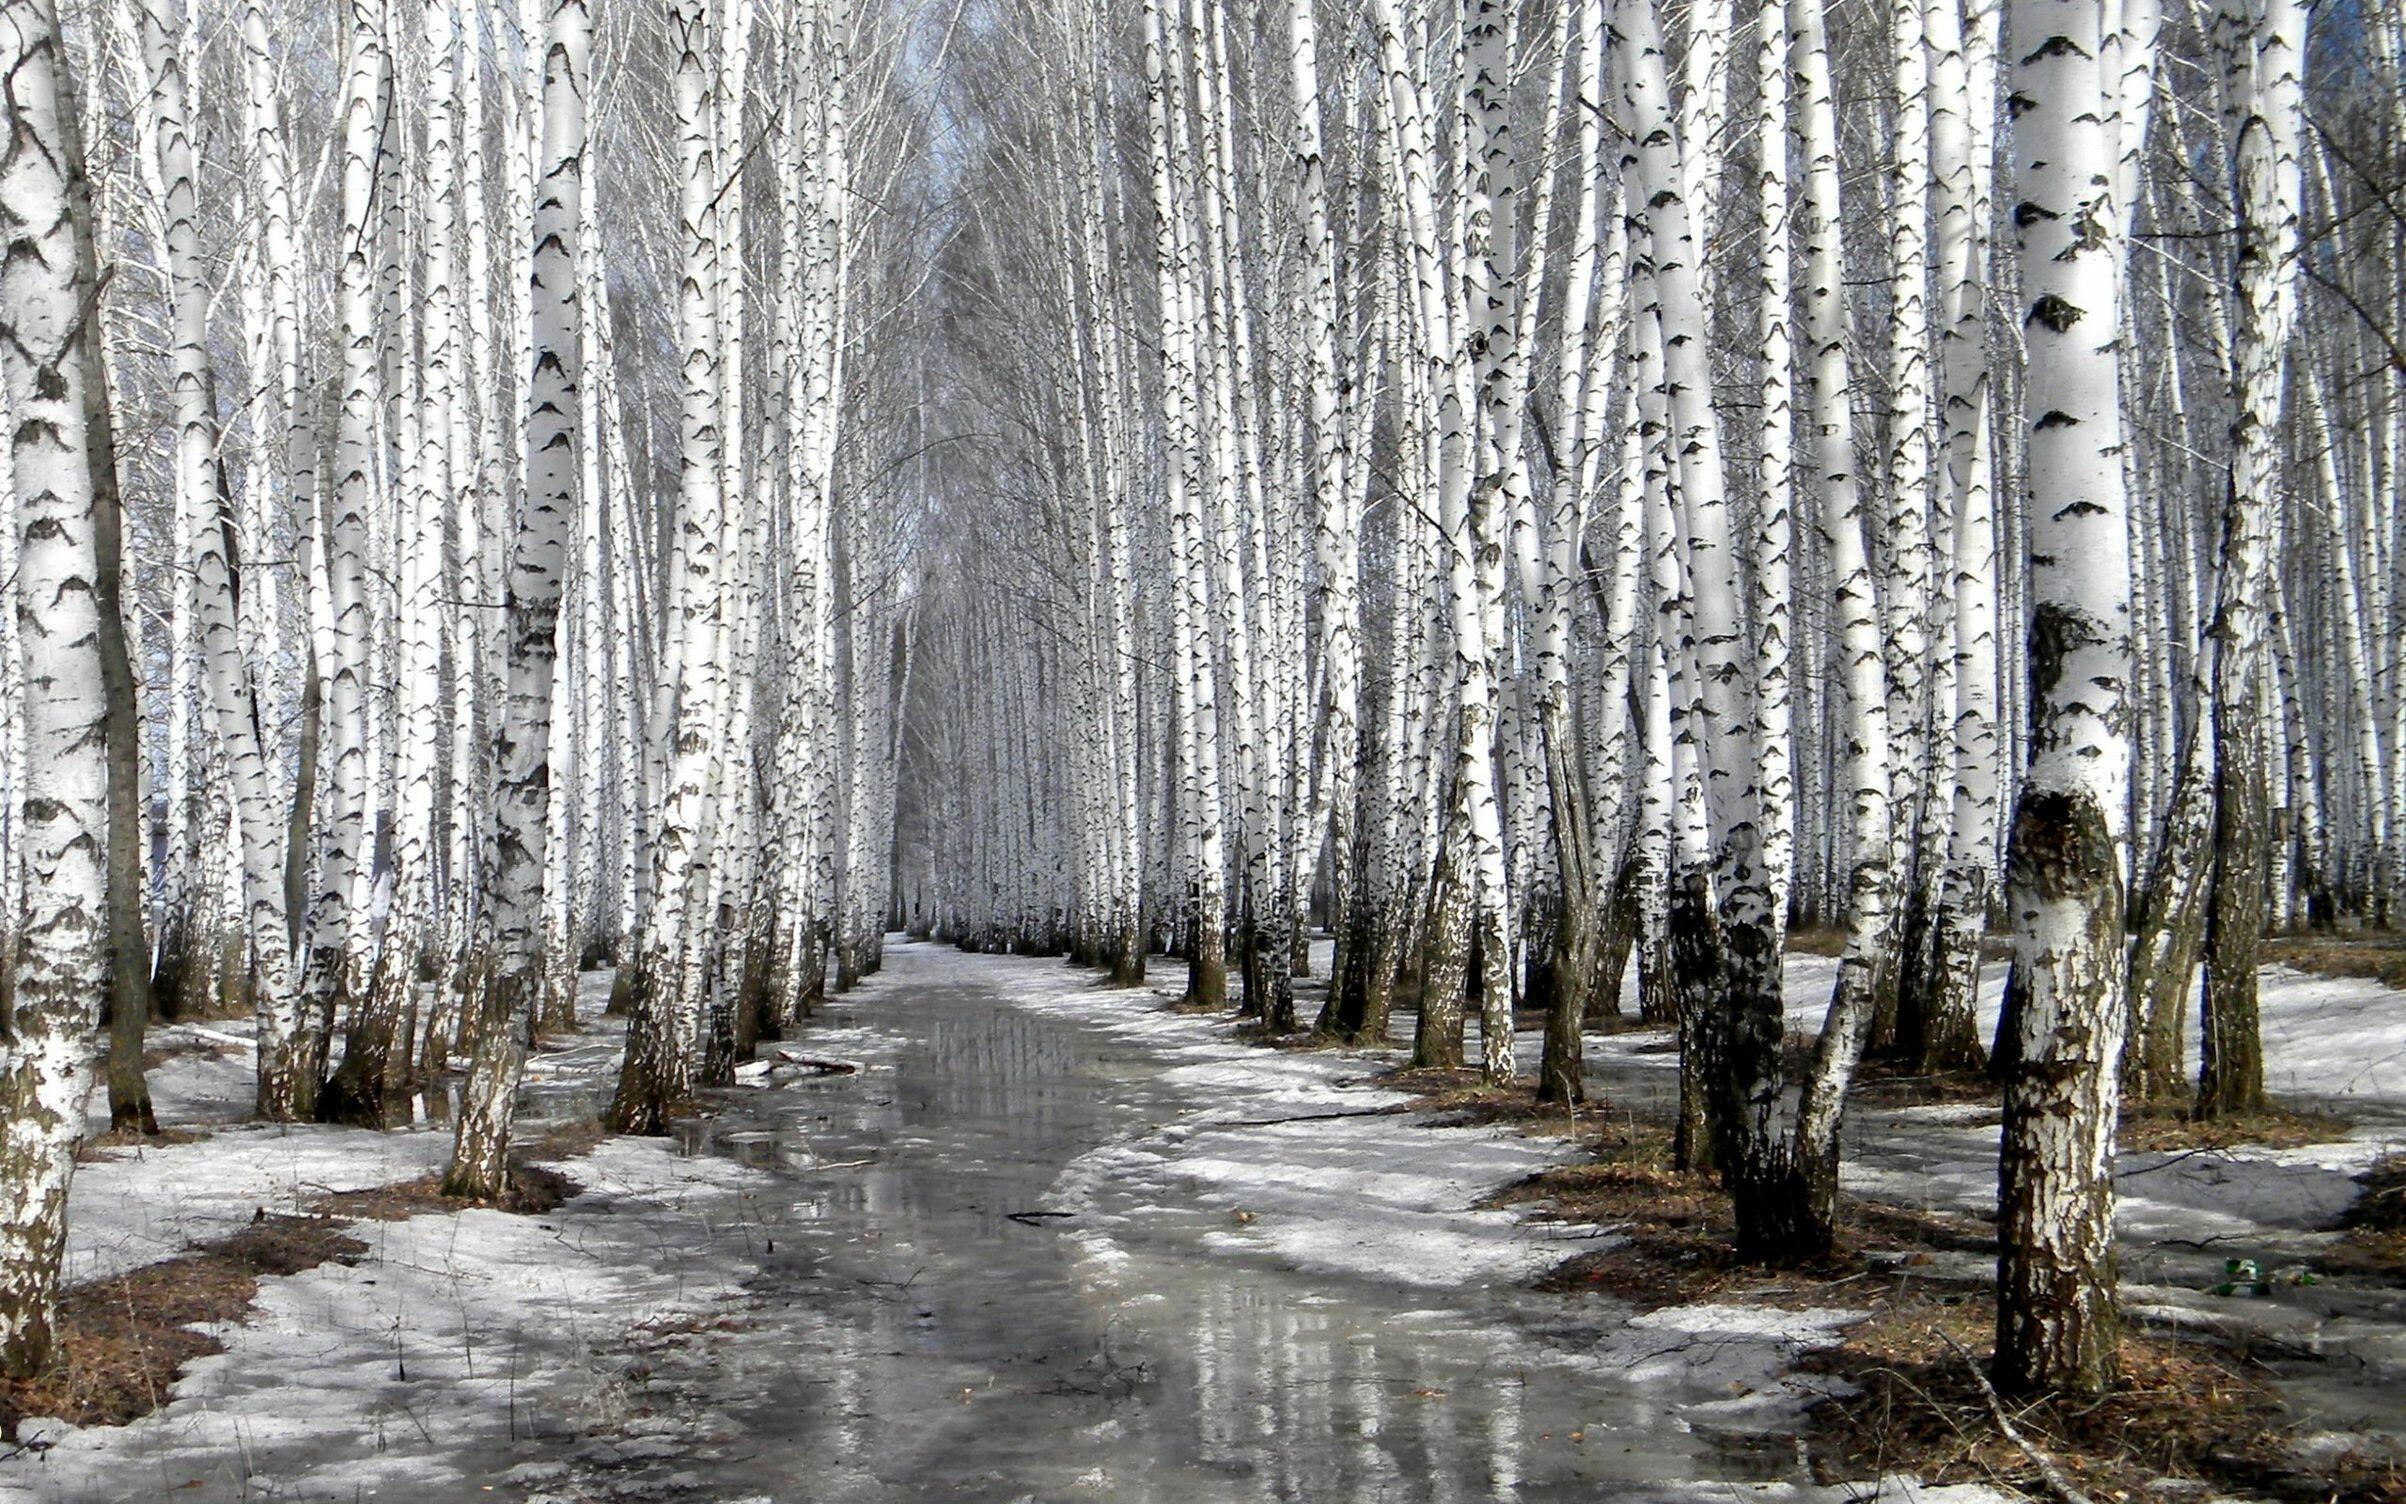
2029,294 -> 2083,332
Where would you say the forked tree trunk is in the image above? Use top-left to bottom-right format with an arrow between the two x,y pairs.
2125,719 -> 2212,1101
449,0 -> 590,1198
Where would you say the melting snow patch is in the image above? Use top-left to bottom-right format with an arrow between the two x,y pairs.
1591,1302 -> 1864,1392
2,1137 -> 768,1504
64,1120 -> 456,1284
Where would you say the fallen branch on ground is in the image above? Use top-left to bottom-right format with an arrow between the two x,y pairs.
771,1051 -> 863,1074
1936,1329 -> 2099,1504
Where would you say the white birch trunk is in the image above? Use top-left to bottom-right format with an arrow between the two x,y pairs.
1994,0 -> 2142,1399
300,0 -> 391,1120
0,0 -> 112,1371
449,0 -> 589,1197
612,0 -> 725,1132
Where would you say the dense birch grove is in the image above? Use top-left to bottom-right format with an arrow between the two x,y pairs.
894,0 -> 2399,1397
0,0 -> 2400,1413
0,0 -> 922,1373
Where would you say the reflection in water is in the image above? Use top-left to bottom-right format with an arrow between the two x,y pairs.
574,959 -> 1763,1502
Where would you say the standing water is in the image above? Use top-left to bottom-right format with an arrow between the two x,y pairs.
545,941 -> 1784,1502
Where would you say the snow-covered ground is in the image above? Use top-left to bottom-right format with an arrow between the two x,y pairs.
1576,954 -> 2406,1267
7,985 -> 774,1504
1009,940 -> 2406,1473
11,1137 -> 768,1503
963,950 -> 1595,1293
5,942 -> 2401,1501
1762,951 -> 2406,1108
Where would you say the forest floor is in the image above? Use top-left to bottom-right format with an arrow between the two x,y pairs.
0,974 -> 779,1501
1393,952 -> 2406,1503
0,945 -> 2398,1502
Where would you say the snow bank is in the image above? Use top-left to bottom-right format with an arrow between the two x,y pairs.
1590,1301 -> 1864,1389
1776,954 -> 2406,1112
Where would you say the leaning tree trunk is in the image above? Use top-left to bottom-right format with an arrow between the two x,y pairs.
2124,706 -> 2213,1102
1788,0 -> 1892,1144
1993,0 -> 2142,1400
0,0 -> 116,1372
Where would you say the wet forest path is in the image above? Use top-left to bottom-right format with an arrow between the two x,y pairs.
539,939 -> 1782,1503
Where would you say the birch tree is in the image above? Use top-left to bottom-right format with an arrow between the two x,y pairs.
447,0 -> 590,1197
612,0 -> 724,1133
0,0 -> 114,1371
127,0 -> 297,1125
296,0 -> 390,1123
1994,0 -> 2142,1398
2195,0 -> 2305,1120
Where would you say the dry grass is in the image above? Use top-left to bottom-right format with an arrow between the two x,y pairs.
1848,1060 -> 2002,1111
2351,1154 -> 2406,1233
1504,1155 -> 1994,1310
1390,1070 -> 1660,1143
516,1114 -> 609,1165
2262,933 -> 2406,991
2318,1154 -> 2406,1282
2118,1102 -> 2353,1154
74,1127 -> 212,1163
1805,1293 -> 2403,1504
0,1215 -> 368,1442
1230,1021 -> 1357,1052
1467,1090 -> 1984,1309
309,1163 -> 580,1221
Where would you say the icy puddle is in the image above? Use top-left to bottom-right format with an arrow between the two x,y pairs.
538,942 -> 1803,1503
